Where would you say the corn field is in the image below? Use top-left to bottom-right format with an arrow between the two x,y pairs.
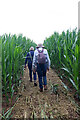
1,34 -> 36,102
1,29 -> 80,102
43,29 -> 80,95
0,29 -> 80,119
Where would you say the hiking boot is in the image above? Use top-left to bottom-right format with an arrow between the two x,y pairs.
34,83 -> 37,86
40,88 -> 43,92
44,85 -> 47,90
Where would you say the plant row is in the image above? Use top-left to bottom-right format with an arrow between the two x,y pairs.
1,34 -> 36,102
43,28 -> 80,96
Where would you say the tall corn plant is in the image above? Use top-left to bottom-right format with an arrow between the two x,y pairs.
0,36 -> 2,116
78,30 -> 80,94
2,35 -> 9,102
44,28 -> 80,93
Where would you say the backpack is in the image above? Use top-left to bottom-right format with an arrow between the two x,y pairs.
37,48 -> 46,64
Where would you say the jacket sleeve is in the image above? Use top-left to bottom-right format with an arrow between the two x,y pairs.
32,50 -> 36,68
46,50 -> 50,68
25,57 -> 27,66
25,53 -> 29,65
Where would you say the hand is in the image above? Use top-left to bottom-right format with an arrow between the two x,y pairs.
33,70 -> 36,73
47,68 -> 49,73
47,68 -> 49,71
24,65 -> 26,69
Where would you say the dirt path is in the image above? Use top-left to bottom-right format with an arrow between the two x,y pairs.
12,67 -> 80,119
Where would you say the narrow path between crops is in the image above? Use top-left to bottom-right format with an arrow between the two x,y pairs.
12,67 -> 80,119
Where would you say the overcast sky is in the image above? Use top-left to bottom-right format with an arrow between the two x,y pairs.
0,0 -> 79,44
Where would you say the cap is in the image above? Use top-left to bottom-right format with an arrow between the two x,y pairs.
29,46 -> 34,51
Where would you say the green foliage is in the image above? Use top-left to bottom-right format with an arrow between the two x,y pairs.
1,34 -> 37,102
44,28 -> 80,93
0,104 -> 15,120
78,29 -> 80,95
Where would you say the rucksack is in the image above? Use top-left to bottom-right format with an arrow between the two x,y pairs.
37,48 -> 46,64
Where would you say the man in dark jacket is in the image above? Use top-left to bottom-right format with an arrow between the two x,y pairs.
25,46 -> 37,86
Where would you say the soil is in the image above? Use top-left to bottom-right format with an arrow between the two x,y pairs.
3,67 -> 80,119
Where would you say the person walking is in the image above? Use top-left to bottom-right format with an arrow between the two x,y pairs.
25,46 -> 37,86
32,44 -> 50,92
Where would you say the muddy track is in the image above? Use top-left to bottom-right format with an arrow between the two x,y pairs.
12,67 -> 80,119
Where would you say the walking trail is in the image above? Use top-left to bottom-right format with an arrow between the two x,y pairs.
12,67 -> 80,119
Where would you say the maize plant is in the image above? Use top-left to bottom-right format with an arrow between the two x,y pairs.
78,29 -> 80,95
44,28 -> 80,95
1,34 -> 36,102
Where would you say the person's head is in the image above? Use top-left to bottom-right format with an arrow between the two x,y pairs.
36,43 -> 45,49
29,46 -> 34,51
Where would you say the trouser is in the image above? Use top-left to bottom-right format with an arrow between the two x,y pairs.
37,63 -> 47,89
28,63 -> 36,82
